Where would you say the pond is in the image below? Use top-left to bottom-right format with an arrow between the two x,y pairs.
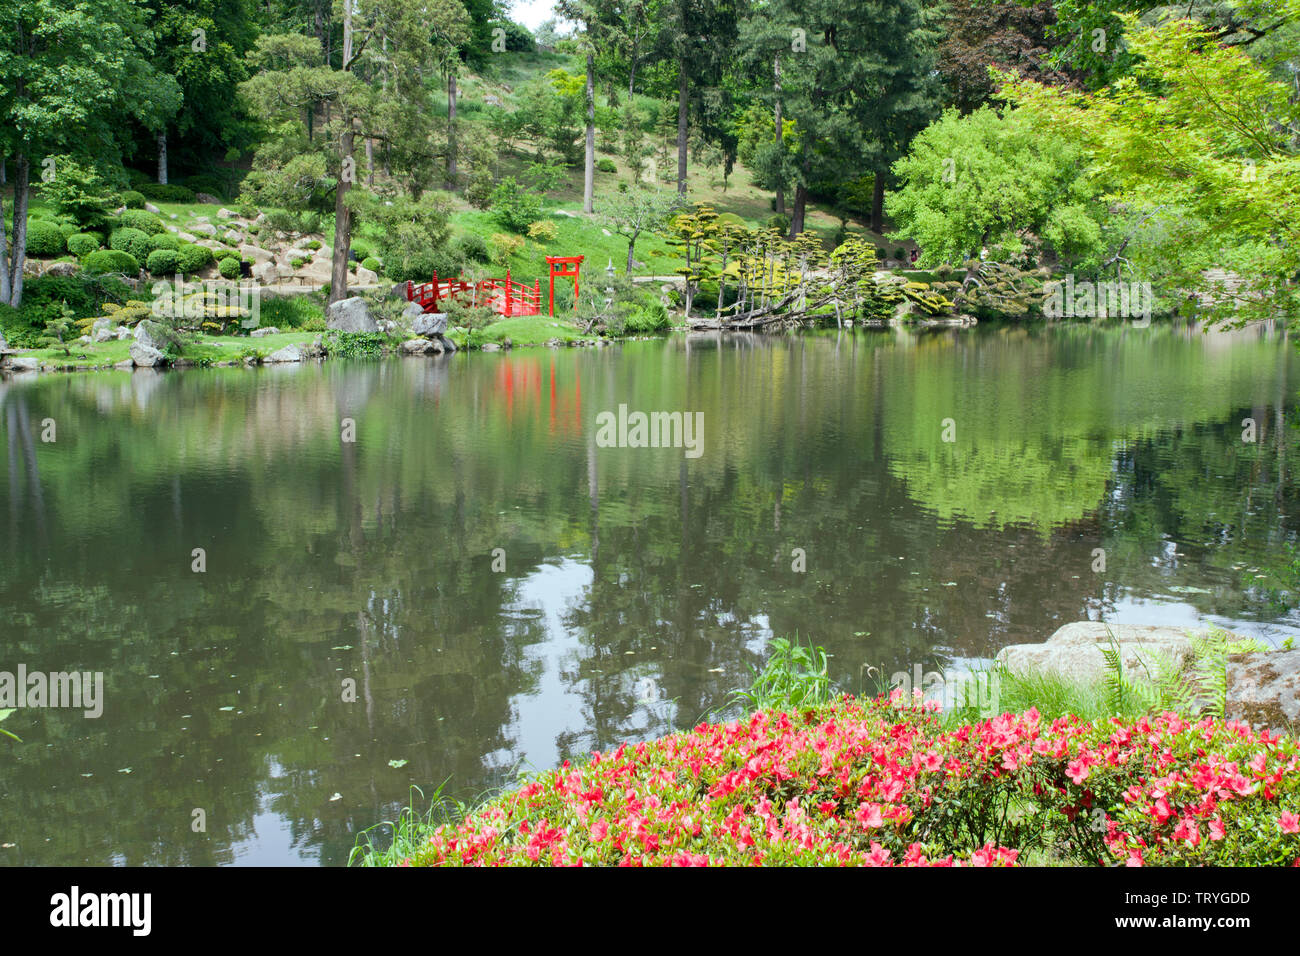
2,323 -> 1298,865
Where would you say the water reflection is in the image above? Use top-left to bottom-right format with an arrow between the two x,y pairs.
0,323 -> 1297,865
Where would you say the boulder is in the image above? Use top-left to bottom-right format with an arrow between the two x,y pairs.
239,244 -> 274,265
264,344 -> 303,363
1225,649 -> 1300,733
115,326 -> 132,340
92,319 -> 118,343
401,302 -> 425,325
401,338 -> 435,354
994,622 -> 1233,684
387,282 -> 411,300
355,266 -> 379,285
133,320 -> 164,351
222,229 -> 242,244
251,262 -> 280,285
194,192 -> 222,205
481,342 -> 501,352
190,223 -> 218,237
438,334 -> 456,353
412,311 -> 448,337
43,261 -> 80,278
0,329 -> 8,352
250,327 -> 281,338
325,296 -> 378,333
176,231 -> 199,243
218,208 -> 236,219
130,342 -> 165,367
144,202 -> 162,214
113,359 -> 135,370
4,356 -> 40,372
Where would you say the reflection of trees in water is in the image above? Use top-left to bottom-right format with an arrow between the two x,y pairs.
0,326 -> 1297,864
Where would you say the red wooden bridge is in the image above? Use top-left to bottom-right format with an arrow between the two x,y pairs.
406,270 -> 541,317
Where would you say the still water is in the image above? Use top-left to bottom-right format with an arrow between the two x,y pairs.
2,324 -> 1298,865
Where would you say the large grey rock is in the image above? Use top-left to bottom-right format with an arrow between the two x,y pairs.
387,282 -> 412,300
412,311 -> 448,337
190,223 -> 218,237
326,296 -> 378,333
355,266 -> 379,285
92,318 -> 118,343
250,326 -> 280,338
401,302 -> 425,324
1226,649 -> 1300,733
218,208 -> 236,219
0,329 -> 7,352
994,622 -> 1232,684
133,320 -> 163,351
115,325 -> 132,340
43,261 -> 80,278
251,262 -> 280,284
438,334 -> 456,353
264,344 -> 302,363
240,244 -> 274,265
130,342 -> 165,367
144,202 -> 162,214
401,338 -> 435,355
4,356 -> 40,371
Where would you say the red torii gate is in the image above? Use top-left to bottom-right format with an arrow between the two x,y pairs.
546,255 -> 584,316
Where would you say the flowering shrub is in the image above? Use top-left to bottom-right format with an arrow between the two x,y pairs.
399,694 -> 1299,867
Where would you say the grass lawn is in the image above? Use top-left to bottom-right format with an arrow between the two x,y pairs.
26,331 -> 322,369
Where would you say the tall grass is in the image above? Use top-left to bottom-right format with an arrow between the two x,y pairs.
728,635 -> 833,713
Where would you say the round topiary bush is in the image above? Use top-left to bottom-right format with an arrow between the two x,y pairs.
217,256 -> 241,279
146,249 -> 181,276
121,190 -> 147,209
83,249 -> 140,275
66,233 -> 102,258
176,243 -> 215,274
118,210 -> 166,235
147,233 -> 180,253
24,219 -> 67,257
361,256 -> 381,272
109,227 -> 152,261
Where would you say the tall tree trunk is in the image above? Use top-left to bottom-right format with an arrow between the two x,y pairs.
871,170 -> 886,234
4,154 -> 30,307
628,48 -> 638,98
330,126 -> 354,305
773,52 -> 784,216
447,73 -> 458,188
366,137 -> 375,185
584,52 -> 595,214
676,63 -> 689,197
789,183 -> 807,236
157,129 -> 169,184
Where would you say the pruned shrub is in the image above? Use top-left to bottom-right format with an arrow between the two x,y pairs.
176,243 -> 215,274
109,227 -> 152,261
118,209 -> 166,235
83,249 -> 140,275
121,190 -> 147,209
146,249 -> 181,276
66,233 -> 103,258
217,257 -> 241,279
24,220 -> 66,257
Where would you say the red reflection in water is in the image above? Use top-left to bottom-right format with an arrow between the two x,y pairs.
493,357 -> 582,436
